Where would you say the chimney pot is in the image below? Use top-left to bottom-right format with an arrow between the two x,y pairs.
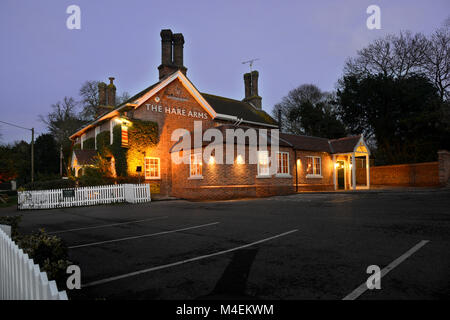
106,76 -> 116,106
158,29 -> 187,79
172,33 -> 185,68
160,29 -> 173,66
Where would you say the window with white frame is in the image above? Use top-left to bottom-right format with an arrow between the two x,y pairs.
306,156 -> 321,177
257,151 -> 270,176
277,152 -> 289,175
145,157 -> 160,179
190,153 -> 203,178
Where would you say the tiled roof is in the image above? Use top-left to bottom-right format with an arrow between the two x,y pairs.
73,150 -> 97,165
280,133 -> 362,154
280,133 -> 332,152
201,93 -> 278,127
329,135 -> 362,153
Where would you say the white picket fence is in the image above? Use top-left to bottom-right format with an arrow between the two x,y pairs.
0,227 -> 68,300
18,183 -> 151,210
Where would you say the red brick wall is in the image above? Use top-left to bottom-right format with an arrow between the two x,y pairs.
129,78 -> 215,197
294,151 -> 334,191
357,162 -> 440,187
438,150 -> 450,186
171,145 -> 296,200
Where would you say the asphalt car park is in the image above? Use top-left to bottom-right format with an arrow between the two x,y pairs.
2,189 -> 449,300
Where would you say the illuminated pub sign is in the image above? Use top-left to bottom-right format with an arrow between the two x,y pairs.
121,125 -> 128,147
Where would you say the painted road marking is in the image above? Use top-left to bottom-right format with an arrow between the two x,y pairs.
83,229 -> 298,288
48,216 -> 169,234
343,240 -> 430,300
69,222 -> 220,249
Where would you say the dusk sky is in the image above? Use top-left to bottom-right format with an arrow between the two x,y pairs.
0,0 -> 448,143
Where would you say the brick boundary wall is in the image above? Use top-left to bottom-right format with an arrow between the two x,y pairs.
171,184 -> 295,200
356,162 -> 440,187
438,150 -> 450,186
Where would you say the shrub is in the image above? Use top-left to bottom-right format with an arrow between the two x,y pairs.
78,167 -> 111,186
21,179 -> 76,191
0,215 -> 22,239
17,230 -> 72,289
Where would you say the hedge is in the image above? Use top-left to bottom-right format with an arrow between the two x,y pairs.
21,179 -> 76,191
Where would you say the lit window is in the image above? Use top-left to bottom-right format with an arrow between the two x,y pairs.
145,157 -> 160,179
277,152 -> 289,175
258,151 -> 270,176
190,153 -> 203,177
306,156 -> 321,177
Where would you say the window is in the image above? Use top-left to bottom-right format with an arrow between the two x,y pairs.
306,156 -> 321,177
277,152 -> 289,175
257,151 -> 270,176
190,153 -> 203,178
145,157 -> 160,179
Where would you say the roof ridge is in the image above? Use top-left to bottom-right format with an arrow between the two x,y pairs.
329,135 -> 361,142
201,92 -> 249,105
281,132 -> 330,141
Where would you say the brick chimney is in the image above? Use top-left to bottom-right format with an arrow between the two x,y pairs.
173,33 -> 187,76
106,77 -> 116,106
98,82 -> 107,106
158,29 -> 187,79
243,70 -> 262,109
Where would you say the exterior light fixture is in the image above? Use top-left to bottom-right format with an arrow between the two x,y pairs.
209,156 -> 215,164
236,155 -> 244,164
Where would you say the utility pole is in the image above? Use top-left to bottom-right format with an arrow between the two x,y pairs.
60,145 -> 63,177
0,120 -> 35,182
31,128 -> 34,182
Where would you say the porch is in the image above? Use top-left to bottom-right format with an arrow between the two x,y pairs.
332,137 -> 371,191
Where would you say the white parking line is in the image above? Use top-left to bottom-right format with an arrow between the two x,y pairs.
83,229 -> 298,288
69,222 -> 220,249
343,240 -> 430,300
47,216 -> 169,234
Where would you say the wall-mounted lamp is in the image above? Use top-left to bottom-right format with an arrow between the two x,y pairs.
236,155 -> 244,164
208,156 -> 215,165
120,118 -> 132,126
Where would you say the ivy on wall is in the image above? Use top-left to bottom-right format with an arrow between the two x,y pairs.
71,119 -> 158,179
83,138 -> 95,150
126,119 -> 159,176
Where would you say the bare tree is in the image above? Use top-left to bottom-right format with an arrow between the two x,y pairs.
423,25 -> 450,101
79,80 -> 100,121
39,97 -> 85,147
344,31 -> 428,79
116,91 -> 131,105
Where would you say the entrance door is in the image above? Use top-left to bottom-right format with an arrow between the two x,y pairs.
337,161 -> 345,190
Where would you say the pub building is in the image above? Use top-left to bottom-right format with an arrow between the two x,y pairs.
69,29 -> 371,200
